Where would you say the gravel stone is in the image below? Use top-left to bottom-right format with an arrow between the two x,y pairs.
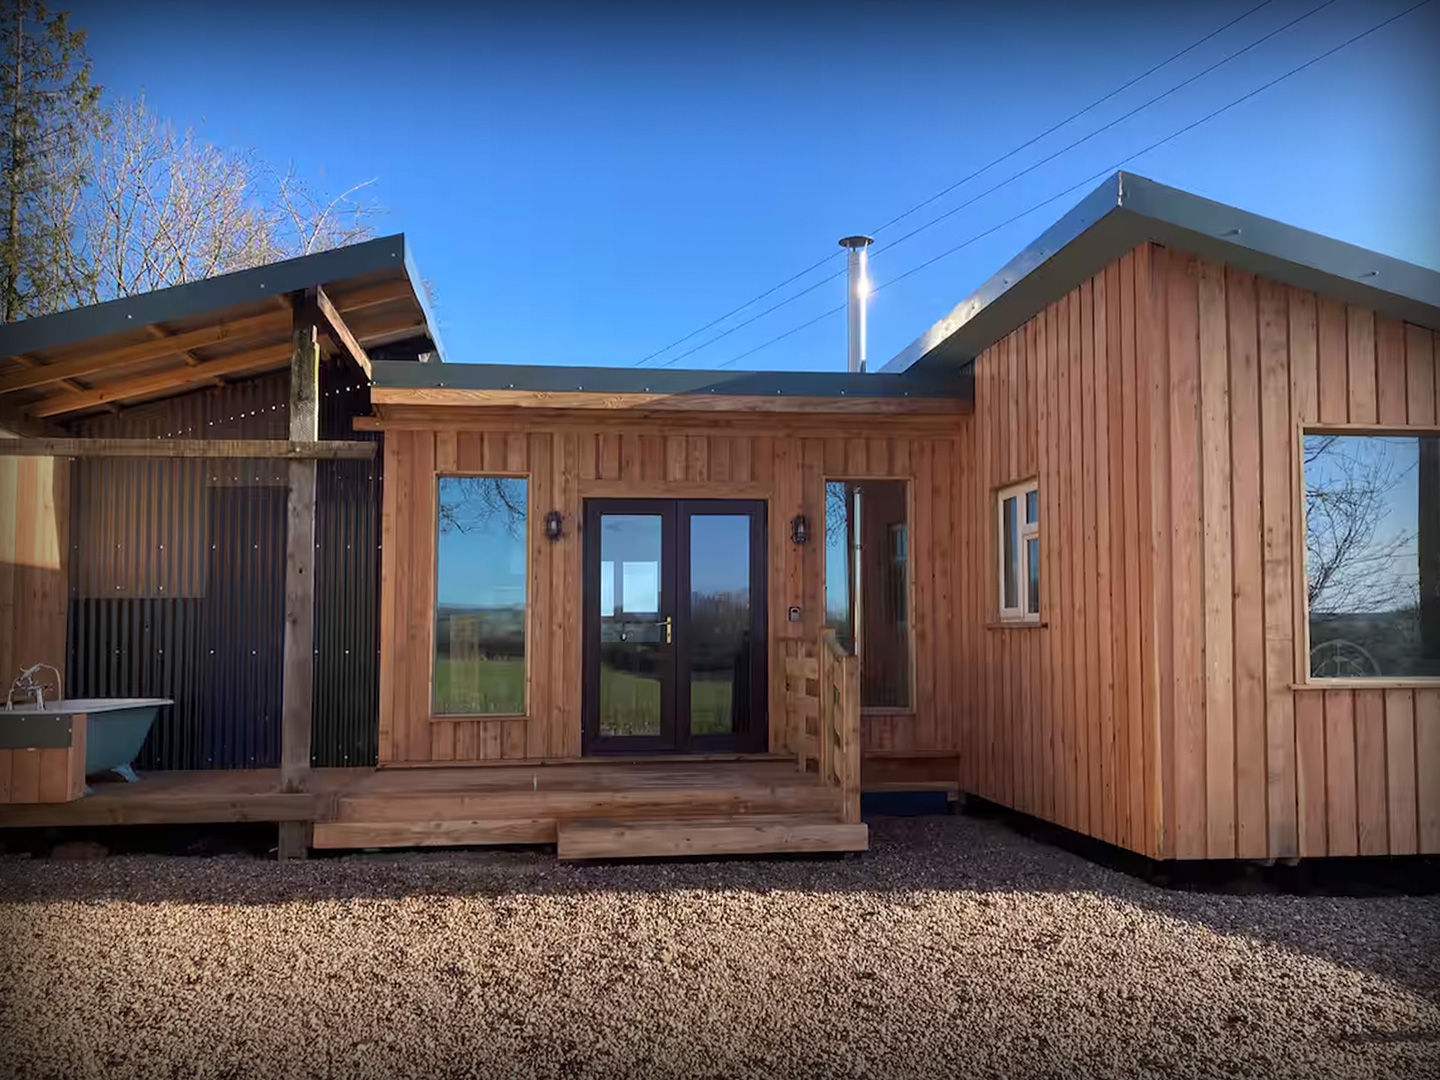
1,814 -> 1436,1079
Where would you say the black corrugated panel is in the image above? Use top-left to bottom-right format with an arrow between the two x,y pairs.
63,362 -> 382,769
314,362 -> 381,767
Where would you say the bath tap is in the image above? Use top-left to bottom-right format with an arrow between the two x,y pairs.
5,664 -> 63,711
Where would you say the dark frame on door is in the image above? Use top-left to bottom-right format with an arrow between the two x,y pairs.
582,498 -> 768,755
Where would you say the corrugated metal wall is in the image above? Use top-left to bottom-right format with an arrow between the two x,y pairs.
64,361 -> 381,769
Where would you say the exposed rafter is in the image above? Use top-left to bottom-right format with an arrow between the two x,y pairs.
315,285 -> 372,380
26,343 -> 291,418
0,311 -> 288,395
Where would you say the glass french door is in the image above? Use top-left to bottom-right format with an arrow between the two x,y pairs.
582,499 -> 767,754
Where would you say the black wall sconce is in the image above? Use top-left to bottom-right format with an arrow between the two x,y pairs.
790,514 -> 809,545
544,510 -> 565,541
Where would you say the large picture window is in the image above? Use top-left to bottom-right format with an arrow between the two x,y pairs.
824,479 -> 910,709
433,476 -> 528,714
1304,434 -> 1440,679
997,480 -> 1040,622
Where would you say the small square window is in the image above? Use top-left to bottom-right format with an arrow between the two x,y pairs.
998,480 -> 1040,622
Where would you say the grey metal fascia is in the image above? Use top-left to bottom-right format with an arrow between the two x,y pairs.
372,360 -> 971,399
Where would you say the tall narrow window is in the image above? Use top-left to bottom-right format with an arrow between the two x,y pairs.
825,479 -> 910,708
1303,434 -> 1440,678
434,476 -> 528,714
998,480 -> 1040,622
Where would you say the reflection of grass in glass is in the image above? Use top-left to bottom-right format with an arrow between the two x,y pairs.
597,668 -> 737,736
434,657 -> 525,715
691,678 -> 734,734
600,666 -> 660,736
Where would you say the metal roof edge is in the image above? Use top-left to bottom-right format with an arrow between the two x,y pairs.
372,360 -> 971,399
881,173 -> 1129,373
0,234 -> 435,360
886,171 -> 1440,373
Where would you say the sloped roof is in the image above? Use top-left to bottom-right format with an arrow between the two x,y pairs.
0,235 -> 440,425
885,172 -> 1440,374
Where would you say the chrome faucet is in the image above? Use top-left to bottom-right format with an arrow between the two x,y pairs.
6,664 -> 63,711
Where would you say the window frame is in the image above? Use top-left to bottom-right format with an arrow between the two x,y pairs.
997,478 -> 1040,624
1297,425 -> 1440,687
430,471 -> 533,719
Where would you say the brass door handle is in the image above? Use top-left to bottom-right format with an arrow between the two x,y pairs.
663,616 -> 673,644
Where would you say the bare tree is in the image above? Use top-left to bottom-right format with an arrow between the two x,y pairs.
439,477 -> 527,540
1303,434 -> 1417,616
56,97 -> 383,308
0,0 -> 103,321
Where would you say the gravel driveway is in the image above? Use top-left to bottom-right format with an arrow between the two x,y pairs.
1,813 -> 1436,1080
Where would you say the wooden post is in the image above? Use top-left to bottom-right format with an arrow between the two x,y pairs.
278,291 -> 321,859
842,650 -> 861,825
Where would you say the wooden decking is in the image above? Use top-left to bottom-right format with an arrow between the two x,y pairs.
0,758 -> 869,860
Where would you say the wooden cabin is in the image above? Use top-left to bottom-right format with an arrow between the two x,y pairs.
2,172 -> 1437,862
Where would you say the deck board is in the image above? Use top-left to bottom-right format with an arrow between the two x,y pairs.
0,759 -> 858,860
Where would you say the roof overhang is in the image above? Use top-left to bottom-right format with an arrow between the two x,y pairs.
368,359 -> 973,416
885,171 -> 1440,374
0,234 -> 442,427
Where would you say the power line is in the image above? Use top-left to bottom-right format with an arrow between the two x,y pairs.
867,0 -> 1340,260
872,0 -> 1433,294
710,0 -> 1433,370
867,0 -> 1282,237
633,0 -> 1283,367
631,249 -> 842,368
647,0 -> 1336,370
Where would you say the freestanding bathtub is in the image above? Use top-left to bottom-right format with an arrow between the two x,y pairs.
0,698 -> 171,782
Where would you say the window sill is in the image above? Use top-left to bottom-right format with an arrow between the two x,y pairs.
1291,679 -> 1440,691
986,620 -> 1047,630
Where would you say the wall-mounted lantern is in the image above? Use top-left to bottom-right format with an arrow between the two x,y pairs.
544,510 -> 565,542
790,514 -> 809,545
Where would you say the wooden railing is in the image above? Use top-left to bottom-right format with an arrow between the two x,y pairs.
782,628 -> 861,824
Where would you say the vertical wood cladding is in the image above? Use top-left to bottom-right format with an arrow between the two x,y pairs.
378,419 -> 964,766
965,241 -> 1439,860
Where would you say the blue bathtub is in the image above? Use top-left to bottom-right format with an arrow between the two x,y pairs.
0,698 -> 171,781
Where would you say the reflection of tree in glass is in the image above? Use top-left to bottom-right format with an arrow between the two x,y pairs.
1304,436 -> 1416,615
438,477 -> 526,539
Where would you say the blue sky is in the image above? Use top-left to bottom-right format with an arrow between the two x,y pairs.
68,0 -> 1440,372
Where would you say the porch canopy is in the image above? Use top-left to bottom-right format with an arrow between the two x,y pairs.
0,235 -> 441,435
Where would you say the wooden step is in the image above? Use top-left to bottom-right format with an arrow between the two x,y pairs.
556,814 -> 869,861
331,782 -> 841,825
312,817 -> 557,850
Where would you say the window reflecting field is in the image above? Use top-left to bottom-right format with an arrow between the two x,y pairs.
433,476 -> 528,714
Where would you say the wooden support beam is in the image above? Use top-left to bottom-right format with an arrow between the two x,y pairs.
8,351 -> 89,394
315,285 -> 373,381
0,438 -> 376,459
145,323 -> 225,389
325,277 -> 412,312
26,343 -> 291,418
0,311 -> 288,395
280,290 -> 320,817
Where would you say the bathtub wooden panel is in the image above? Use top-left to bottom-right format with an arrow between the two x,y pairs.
0,715 -> 86,803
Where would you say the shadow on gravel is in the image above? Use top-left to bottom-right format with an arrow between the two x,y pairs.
2,810 -> 1437,1003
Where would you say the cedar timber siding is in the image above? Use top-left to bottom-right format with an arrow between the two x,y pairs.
958,245 -> 1163,858
963,241 -> 1439,862
0,452 -> 68,703
1147,244 -> 1440,861
376,415 -> 966,767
